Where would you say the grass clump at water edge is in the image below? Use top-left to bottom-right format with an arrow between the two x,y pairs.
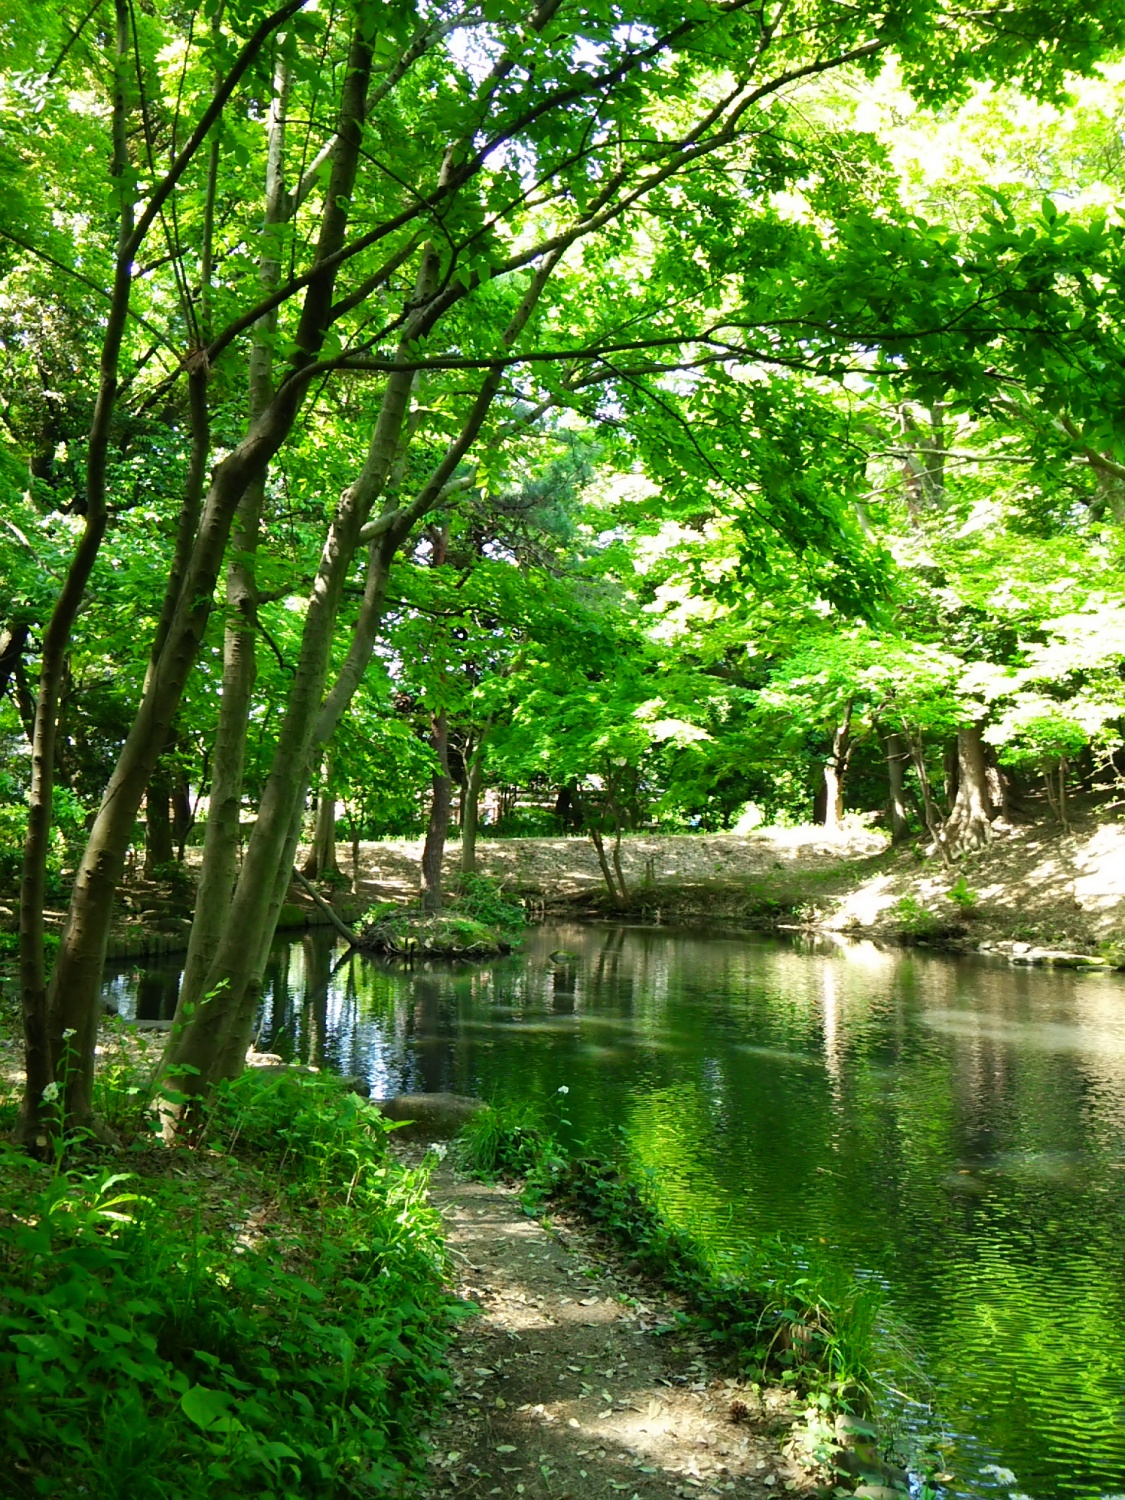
455,1101 -> 880,1409
0,1069 -> 460,1499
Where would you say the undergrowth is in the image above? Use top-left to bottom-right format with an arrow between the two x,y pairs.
456,1102 -> 879,1410
0,1069 -> 458,1498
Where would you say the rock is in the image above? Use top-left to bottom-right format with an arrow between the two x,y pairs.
548,949 -> 581,963
339,1073 -> 370,1098
246,1049 -> 285,1066
101,998 -> 119,1016
1050,952 -> 1105,968
374,1092 -> 486,1137
129,1017 -> 174,1030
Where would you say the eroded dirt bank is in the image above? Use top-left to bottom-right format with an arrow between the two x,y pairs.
350,813 -> 1125,953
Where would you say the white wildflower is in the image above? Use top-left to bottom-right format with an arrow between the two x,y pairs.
41,1082 -> 60,1103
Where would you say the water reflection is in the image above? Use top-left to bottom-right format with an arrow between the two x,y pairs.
102,923 -> 1125,1500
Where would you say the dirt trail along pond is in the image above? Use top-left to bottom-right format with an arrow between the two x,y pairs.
103,923 -> 1125,1500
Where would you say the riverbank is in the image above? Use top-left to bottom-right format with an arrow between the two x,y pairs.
346,811 -> 1125,957
416,1160 -> 826,1500
0,998 -> 841,1499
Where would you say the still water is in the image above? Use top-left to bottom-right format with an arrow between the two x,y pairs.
103,923 -> 1125,1500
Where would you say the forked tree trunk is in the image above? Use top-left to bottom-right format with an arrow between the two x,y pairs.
39,39 -> 369,1132
17,0 -> 133,1145
420,710 -> 452,914
885,731 -> 911,843
945,723 -> 994,852
162,244 -> 563,1106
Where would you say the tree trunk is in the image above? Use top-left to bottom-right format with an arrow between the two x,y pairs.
301,761 -> 342,882
885,732 -> 911,843
49,32 -> 374,1130
945,724 -> 994,852
17,0 -> 133,1146
162,226 -> 562,1106
420,709 -> 452,914
178,54 -> 289,1019
460,730 -> 489,876
143,770 -> 175,877
818,706 -> 852,831
0,623 -> 29,702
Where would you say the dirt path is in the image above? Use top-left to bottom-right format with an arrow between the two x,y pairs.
418,1166 -> 815,1500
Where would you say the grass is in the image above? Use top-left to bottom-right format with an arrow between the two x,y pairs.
0,1067 -> 459,1499
455,1101 -> 880,1410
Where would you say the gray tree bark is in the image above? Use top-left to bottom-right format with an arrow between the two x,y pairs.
945,723 -> 995,852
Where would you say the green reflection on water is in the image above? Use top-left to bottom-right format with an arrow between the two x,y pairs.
106,922 -> 1125,1499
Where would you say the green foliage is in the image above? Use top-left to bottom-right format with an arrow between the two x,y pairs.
146,860 -> 193,897
947,876 -> 979,912
892,895 -> 947,937
457,1104 -> 879,1403
455,873 -> 526,933
0,1073 -> 454,1499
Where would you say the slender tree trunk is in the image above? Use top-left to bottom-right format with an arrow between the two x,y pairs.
904,729 -> 953,869
172,759 -> 193,858
461,732 -> 488,876
818,705 -> 852,831
420,710 -> 452,914
179,55 -> 289,1017
17,0 -> 133,1146
885,731 -> 910,843
945,723 -> 994,852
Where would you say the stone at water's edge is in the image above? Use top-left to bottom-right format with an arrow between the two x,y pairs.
374,1092 -> 486,1137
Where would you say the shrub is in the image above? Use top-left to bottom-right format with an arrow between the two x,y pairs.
0,1072 -> 456,1499
947,876 -> 978,913
455,872 -> 526,932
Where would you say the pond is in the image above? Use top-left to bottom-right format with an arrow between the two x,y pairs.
103,922 -> 1125,1500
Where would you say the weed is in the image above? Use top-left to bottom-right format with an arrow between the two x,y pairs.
0,1070 -> 456,1498
947,876 -> 978,913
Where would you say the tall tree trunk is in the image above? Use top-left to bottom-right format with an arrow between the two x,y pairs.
420,710 -> 452,914
945,723 -> 994,852
17,0 -> 133,1146
46,28 -> 373,1131
885,731 -> 910,844
460,732 -> 488,876
179,54 -> 289,1018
